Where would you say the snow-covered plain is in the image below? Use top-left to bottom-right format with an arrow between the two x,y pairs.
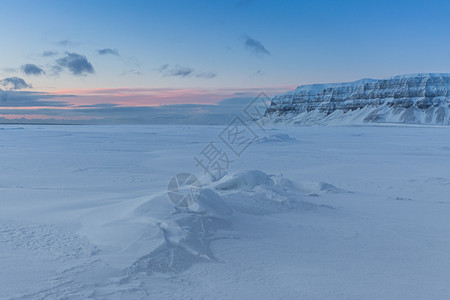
1,124 -> 450,299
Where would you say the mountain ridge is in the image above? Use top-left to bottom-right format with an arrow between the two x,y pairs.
265,73 -> 450,125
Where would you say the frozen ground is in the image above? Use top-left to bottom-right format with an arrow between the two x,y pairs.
0,124 -> 449,299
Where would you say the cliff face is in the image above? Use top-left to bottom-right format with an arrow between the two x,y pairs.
265,73 -> 450,125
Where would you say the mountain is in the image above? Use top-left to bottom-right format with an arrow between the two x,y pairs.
264,73 -> 450,125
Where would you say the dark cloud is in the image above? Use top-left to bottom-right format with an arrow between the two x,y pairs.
43,51 -> 58,57
0,77 -> 32,90
21,64 -> 45,76
56,52 -> 95,76
244,35 -> 270,56
97,48 -> 120,56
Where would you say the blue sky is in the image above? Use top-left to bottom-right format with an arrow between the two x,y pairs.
1,0 -> 450,123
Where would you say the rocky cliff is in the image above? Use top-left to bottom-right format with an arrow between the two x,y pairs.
265,73 -> 450,125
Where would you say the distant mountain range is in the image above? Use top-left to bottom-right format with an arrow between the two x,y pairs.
265,73 -> 450,125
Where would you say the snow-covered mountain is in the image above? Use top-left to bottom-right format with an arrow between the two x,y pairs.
265,73 -> 450,125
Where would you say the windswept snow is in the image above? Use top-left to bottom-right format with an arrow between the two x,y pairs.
0,125 -> 450,299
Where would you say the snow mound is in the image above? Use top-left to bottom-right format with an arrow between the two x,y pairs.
215,170 -> 274,191
222,185 -> 318,215
214,171 -> 327,215
127,170 -> 335,275
187,189 -> 233,216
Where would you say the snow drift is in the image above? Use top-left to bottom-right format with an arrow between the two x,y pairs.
127,170 -> 333,275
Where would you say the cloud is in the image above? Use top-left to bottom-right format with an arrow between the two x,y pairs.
49,65 -> 63,76
0,77 -> 32,90
157,64 -> 215,79
21,64 -> 45,76
76,103 -> 119,108
250,69 -> 264,77
196,72 -> 217,79
43,51 -> 58,57
157,64 -> 169,72
97,48 -> 120,56
0,90 -> 70,107
121,69 -> 142,76
56,52 -> 95,76
157,64 -> 193,77
57,40 -> 75,47
166,65 -> 194,77
244,35 -> 270,55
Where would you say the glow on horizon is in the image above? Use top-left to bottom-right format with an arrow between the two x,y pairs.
46,86 -> 294,107
0,85 -> 294,123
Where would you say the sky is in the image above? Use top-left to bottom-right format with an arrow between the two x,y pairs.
1,0 -> 450,123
